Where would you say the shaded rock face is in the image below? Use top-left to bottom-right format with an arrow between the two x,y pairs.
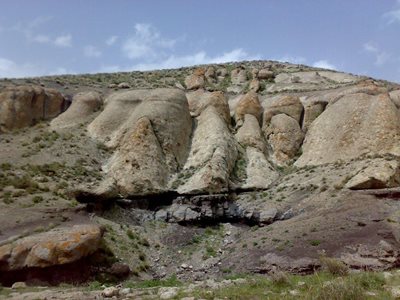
0,224 -> 103,271
263,95 -> 303,125
234,91 -> 263,125
93,88 -> 192,197
0,85 -> 65,133
296,93 -> 400,167
264,114 -> 304,165
51,91 -> 103,131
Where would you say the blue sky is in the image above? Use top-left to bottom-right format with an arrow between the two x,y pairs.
0,0 -> 400,82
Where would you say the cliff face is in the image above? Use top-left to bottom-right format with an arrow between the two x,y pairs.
0,61 -> 399,286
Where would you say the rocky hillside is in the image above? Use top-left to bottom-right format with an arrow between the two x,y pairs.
0,60 -> 400,298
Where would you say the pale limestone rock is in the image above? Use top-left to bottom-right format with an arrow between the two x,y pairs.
177,106 -> 238,194
345,160 -> 400,190
231,68 -> 247,85
187,90 -> 230,124
264,114 -> 304,165
263,95 -> 303,125
235,91 -> 263,125
302,102 -> 325,132
185,73 -> 205,90
296,93 -> 400,167
51,91 -> 102,131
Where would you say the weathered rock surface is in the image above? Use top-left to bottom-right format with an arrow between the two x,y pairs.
95,89 -> 192,197
187,90 -> 230,124
0,224 -> 102,271
264,114 -> 304,165
234,92 -> 263,125
302,102 -> 325,132
296,93 -> 400,167
0,85 -> 65,132
345,159 -> 400,190
257,69 -> 274,80
177,106 -> 238,194
185,70 -> 205,90
50,91 -> 102,130
263,95 -> 303,125
231,68 -> 247,85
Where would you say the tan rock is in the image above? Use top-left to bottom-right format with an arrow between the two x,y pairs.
92,89 -> 192,197
249,79 -> 260,92
263,95 -> 303,125
296,93 -> 400,167
51,91 -> 103,131
345,160 -> 400,190
235,114 -> 267,152
0,85 -> 64,132
231,68 -> 247,85
264,114 -> 304,165
302,102 -> 325,132
257,69 -> 274,80
185,72 -> 205,90
235,92 -> 263,125
177,106 -> 238,194
187,90 -> 230,124
0,224 -> 102,271
205,66 -> 216,83
389,89 -> 400,109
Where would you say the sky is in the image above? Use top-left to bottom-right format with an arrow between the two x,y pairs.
0,0 -> 400,82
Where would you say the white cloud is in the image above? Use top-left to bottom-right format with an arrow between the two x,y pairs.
106,35 -> 118,46
122,23 -> 176,59
0,57 -> 41,78
84,45 -> 102,58
32,34 -> 51,43
103,48 -> 260,72
313,60 -> 337,70
274,55 -> 307,64
54,34 -> 72,47
383,9 -> 400,24
363,42 -> 390,66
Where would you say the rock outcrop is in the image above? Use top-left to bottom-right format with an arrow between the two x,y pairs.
263,95 -> 303,125
187,90 -> 230,124
264,114 -> 304,165
296,93 -> 400,167
185,68 -> 205,90
0,85 -> 65,132
234,92 -> 263,125
51,91 -> 103,131
0,224 -> 103,271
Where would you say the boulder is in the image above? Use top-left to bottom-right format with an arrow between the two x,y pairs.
264,114 -> 304,165
296,93 -> 400,167
177,106 -> 238,194
345,160 -> 400,190
302,102 -> 325,132
185,70 -> 205,90
0,224 -> 103,271
117,82 -> 130,89
96,89 -> 192,197
87,89 -> 147,145
0,85 -> 64,133
51,91 -> 103,131
263,95 -> 303,125
389,89 -> 400,109
235,114 -> 278,189
231,68 -> 247,85
249,79 -> 260,92
257,69 -> 274,80
235,92 -> 263,125
205,66 -> 216,83
187,90 -> 230,124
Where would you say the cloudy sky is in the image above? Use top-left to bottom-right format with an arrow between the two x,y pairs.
0,0 -> 400,82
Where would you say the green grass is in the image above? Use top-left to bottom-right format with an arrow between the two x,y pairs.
125,274 -> 182,289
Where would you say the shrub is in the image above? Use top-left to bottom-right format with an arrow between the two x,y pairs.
270,270 -> 290,286
319,256 -> 349,276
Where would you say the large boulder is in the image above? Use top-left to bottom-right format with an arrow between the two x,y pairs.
231,68 -> 247,85
296,93 -> 400,167
302,102 -> 326,132
264,114 -> 304,165
51,91 -> 103,131
185,68 -> 205,90
345,159 -> 400,190
187,90 -> 230,124
93,89 -> 192,197
235,114 -> 278,189
177,105 -> 238,194
235,92 -> 263,125
0,224 -> 102,271
0,85 -> 64,133
263,95 -> 303,125
87,90 -> 147,145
